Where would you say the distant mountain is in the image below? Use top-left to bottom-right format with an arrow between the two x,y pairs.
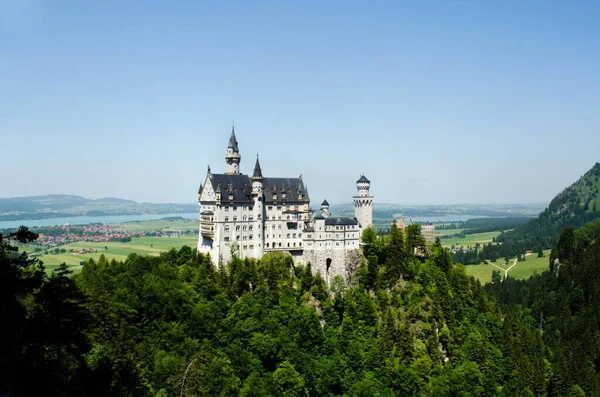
0,194 -> 197,221
498,162 -> 600,247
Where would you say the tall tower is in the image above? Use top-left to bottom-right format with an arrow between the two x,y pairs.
353,174 -> 373,231
225,127 -> 241,174
251,155 -> 265,257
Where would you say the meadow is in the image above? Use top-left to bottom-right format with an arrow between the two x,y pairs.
21,219 -> 199,273
440,231 -> 502,248
463,249 -> 552,284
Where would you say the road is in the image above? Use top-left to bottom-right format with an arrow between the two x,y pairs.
486,258 -> 518,280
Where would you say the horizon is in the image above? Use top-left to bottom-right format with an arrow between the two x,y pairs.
3,1 -> 599,204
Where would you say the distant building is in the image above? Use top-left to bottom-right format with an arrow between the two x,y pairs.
197,127 -> 374,283
421,221 -> 435,242
394,218 -> 435,242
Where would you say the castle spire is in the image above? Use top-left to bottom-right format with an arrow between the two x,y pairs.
225,126 -> 241,175
253,154 -> 263,179
228,126 -> 239,152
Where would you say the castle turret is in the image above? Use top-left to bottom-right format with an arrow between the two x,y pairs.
225,127 -> 241,174
251,155 -> 264,257
353,174 -> 373,232
321,199 -> 330,217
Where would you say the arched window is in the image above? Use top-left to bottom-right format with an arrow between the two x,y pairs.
272,224 -> 276,229
236,235 -> 240,241
236,225 -> 240,232
287,243 -> 290,247
266,243 -> 270,248
287,233 -> 290,238
258,215 -> 261,220
293,233 -> 296,238
249,225 -> 253,231
233,216 -> 237,222
249,235 -> 253,240
243,216 -> 247,221
243,225 -> 247,231
287,215 -> 290,220
278,225 -> 282,230
299,233 -> 302,238
225,216 -> 229,222
224,225 -> 230,231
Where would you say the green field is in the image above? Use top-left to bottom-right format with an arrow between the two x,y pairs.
463,250 -> 552,284
435,228 -> 466,236
28,235 -> 198,272
18,219 -> 200,273
440,231 -> 502,248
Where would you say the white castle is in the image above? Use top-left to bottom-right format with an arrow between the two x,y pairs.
197,128 -> 373,282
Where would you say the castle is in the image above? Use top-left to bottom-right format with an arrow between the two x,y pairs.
197,128 -> 374,282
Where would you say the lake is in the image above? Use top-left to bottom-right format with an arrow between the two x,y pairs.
0,213 -> 199,229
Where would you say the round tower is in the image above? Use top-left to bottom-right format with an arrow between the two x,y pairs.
353,174 -> 373,232
251,155 -> 264,257
225,126 -> 241,174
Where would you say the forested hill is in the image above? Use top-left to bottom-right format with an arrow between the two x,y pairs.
487,219 -> 600,395
498,162 -> 600,248
0,194 -> 197,220
2,225 -> 554,396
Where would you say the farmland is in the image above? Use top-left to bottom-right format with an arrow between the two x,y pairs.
463,249 -> 552,284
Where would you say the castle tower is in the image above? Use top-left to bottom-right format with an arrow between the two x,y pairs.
225,127 -> 241,174
353,174 -> 373,232
251,155 -> 265,257
321,199 -> 330,217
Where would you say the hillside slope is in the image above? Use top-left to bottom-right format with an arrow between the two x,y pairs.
0,194 -> 197,220
498,162 -> 600,247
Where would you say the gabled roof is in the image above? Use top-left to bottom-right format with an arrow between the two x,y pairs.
263,177 -> 308,203
321,199 -> 329,206
325,217 -> 358,226
209,174 -> 253,203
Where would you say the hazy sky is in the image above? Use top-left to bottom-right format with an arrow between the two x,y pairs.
2,1 -> 599,205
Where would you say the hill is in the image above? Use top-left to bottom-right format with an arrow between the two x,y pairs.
0,194 -> 197,221
498,162 -> 600,248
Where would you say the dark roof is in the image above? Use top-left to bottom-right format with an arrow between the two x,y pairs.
263,177 -> 308,203
321,199 -> 329,206
198,183 -> 203,194
357,175 -> 370,183
209,174 -> 253,203
325,217 -> 358,226
200,210 -> 214,215
228,127 -> 239,152
253,156 -> 263,179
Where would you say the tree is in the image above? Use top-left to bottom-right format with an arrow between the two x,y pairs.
273,361 -> 308,397
537,247 -> 544,258
491,270 -> 502,284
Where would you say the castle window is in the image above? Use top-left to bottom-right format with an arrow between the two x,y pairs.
225,216 -> 229,222
279,242 -> 282,247
287,215 -> 290,220
277,206 -> 281,210
224,237 -> 230,242
249,235 -> 253,240
249,216 -> 253,221
243,216 -> 247,221
258,215 -> 261,219
236,235 -> 240,241
225,225 -> 230,231
225,207 -> 229,212
249,245 -> 254,249
293,233 -> 296,238
299,242 -> 302,246
272,225 -> 275,229
299,233 -> 302,238
287,243 -> 290,247
236,225 -> 241,232
249,225 -> 253,231
243,225 -> 247,232
233,216 -> 237,222
278,225 -> 282,230
287,233 -> 290,238
293,242 -> 296,247
243,236 -> 247,240
268,206 -> 273,210
266,243 -> 269,247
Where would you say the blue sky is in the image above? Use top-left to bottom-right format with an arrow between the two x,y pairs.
2,1 -> 599,204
